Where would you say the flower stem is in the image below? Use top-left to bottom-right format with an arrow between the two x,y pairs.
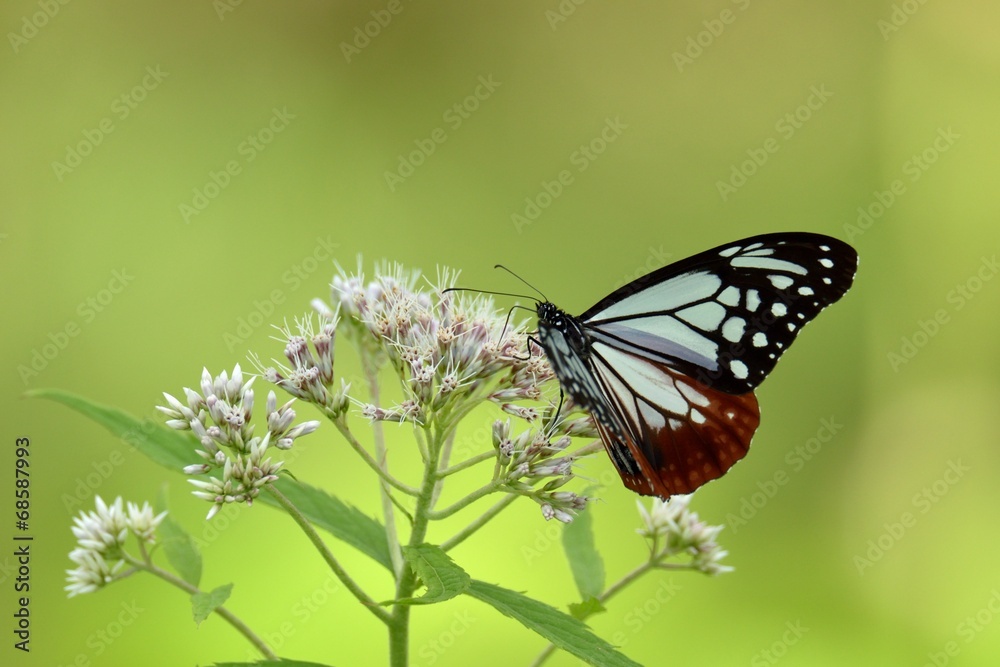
388,421 -> 447,667
438,449 -> 496,477
440,493 -> 519,552
124,552 -> 277,660
430,429 -> 457,507
363,361 -> 405,581
334,420 -> 419,496
266,485 -> 391,625
426,478 -> 506,520
529,559 -> 667,667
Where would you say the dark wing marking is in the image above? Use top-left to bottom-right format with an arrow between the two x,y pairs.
581,232 -> 857,394
588,341 -> 760,497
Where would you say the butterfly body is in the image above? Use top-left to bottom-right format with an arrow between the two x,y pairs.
534,232 -> 857,498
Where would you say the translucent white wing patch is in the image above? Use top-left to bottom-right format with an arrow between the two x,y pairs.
580,233 -> 858,394
587,341 -> 760,496
533,232 -> 856,498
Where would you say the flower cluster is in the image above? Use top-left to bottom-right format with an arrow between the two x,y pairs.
636,495 -> 733,575
324,262 -> 554,423
492,416 -> 596,522
65,496 -> 166,597
319,263 -> 598,520
253,316 -> 351,420
158,365 -> 320,518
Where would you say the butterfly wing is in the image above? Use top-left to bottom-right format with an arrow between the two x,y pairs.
585,341 -> 759,496
580,232 -> 858,394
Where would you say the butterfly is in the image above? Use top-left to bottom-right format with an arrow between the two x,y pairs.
534,232 -> 858,498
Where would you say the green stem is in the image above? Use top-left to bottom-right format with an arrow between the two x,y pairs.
440,493 -> 519,552
426,478 -> 506,520
267,486 -> 391,624
430,429 -> 457,507
364,362 -> 405,581
334,420 -> 419,496
438,449 -> 496,477
124,552 -> 277,660
529,553 -> 702,667
389,421 -> 446,667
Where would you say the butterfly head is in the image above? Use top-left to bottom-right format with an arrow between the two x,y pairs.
536,301 -> 592,359
535,301 -> 560,326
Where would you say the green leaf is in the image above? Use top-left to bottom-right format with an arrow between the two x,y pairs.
465,580 -> 641,667
155,486 -> 202,587
562,508 -> 605,601
27,389 -> 196,470
192,583 -> 233,627
31,389 -> 393,570
211,661 -> 335,666
387,544 -> 470,605
568,596 -> 606,621
263,478 -> 392,570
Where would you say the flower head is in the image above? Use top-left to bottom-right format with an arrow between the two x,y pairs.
636,495 -> 732,575
65,496 -> 166,597
318,262 -> 555,422
312,262 -> 599,521
159,365 -> 319,517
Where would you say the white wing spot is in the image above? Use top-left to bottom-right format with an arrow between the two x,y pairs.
730,360 -> 749,379
722,316 -> 746,343
676,301 -> 727,331
787,322 -> 797,332
718,285 -> 740,306
769,275 -> 794,289
691,409 -> 707,425
820,244 -> 831,251
746,289 -> 761,311
597,347 -> 688,415
639,401 -> 666,430
600,318 -> 718,365
678,382 -> 711,408
744,242 -> 763,251
823,277 -> 832,285
798,286 -> 815,296
669,418 -> 684,430
745,248 -> 775,257
820,258 -> 834,268
719,246 -> 740,257
752,332 -> 768,347
771,302 -> 787,317
592,272 -> 722,320
733,257 -> 808,275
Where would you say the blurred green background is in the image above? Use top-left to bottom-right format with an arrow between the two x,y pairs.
3,1 -> 1000,665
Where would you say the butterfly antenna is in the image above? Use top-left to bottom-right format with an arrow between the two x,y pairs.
441,286 -> 540,301
493,264 -> 548,302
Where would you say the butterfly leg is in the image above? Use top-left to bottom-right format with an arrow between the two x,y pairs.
512,334 -> 541,362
